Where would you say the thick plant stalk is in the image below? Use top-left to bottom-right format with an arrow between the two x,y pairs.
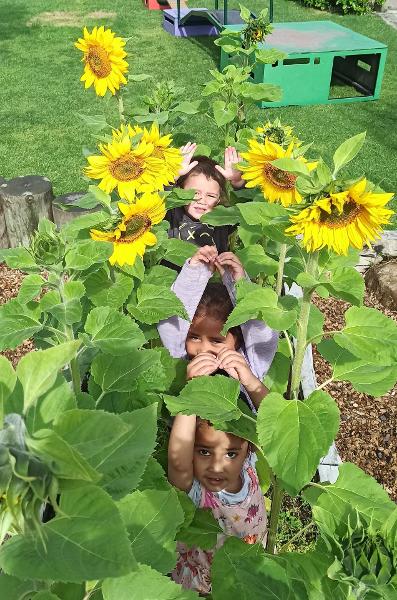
289,252 -> 319,400
117,91 -> 126,123
266,478 -> 284,554
275,242 -> 287,296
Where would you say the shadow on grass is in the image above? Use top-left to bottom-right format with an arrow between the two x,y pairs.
184,34 -> 219,64
0,3 -> 32,42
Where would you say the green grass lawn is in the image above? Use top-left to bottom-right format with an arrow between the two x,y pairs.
1,0 -> 396,213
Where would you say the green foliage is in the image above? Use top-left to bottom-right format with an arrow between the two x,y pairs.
299,0 -> 382,13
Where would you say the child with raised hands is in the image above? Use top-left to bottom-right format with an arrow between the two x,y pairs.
158,245 -> 278,412
168,415 -> 267,594
166,144 -> 245,254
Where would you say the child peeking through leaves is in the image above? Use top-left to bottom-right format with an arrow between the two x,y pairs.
166,143 -> 245,254
158,245 -> 278,412
168,415 -> 267,595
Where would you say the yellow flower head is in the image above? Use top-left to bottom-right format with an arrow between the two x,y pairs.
75,26 -> 128,97
84,135 -> 165,201
240,138 -> 315,207
285,179 -> 394,255
112,122 -> 182,188
90,192 -> 166,266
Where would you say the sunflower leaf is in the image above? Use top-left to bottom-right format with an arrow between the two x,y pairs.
332,132 -> 366,177
127,283 -> 188,324
272,158 -> 311,179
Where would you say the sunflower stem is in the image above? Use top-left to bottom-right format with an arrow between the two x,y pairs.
117,91 -> 126,123
289,252 -> 319,400
266,478 -> 284,554
275,242 -> 287,297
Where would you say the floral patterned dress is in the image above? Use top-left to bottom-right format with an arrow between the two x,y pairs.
171,453 -> 267,595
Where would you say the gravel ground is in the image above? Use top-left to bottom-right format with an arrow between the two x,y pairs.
1,264 -> 396,501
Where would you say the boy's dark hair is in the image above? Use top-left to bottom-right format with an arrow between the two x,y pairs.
194,282 -> 243,349
175,156 -> 228,204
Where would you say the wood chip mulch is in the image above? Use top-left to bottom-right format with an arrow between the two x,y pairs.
313,293 -> 397,503
1,264 -> 396,501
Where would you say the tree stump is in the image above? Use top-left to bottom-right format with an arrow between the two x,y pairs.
0,176 -> 54,248
0,177 -> 10,248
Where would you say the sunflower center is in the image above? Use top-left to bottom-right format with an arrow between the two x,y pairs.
263,163 -> 296,189
121,215 -> 151,243
86,45 -> 112,78
110,155 -> 144,182
320,200 -> 362,228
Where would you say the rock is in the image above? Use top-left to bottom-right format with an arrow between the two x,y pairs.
365,258 -> 397,310
373,230 -> 397,258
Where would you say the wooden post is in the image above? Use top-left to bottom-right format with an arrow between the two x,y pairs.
0,177 -> 10,249
0,176 -> 54,248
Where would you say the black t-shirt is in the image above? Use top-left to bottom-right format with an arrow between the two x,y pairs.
166,207 -> 235,253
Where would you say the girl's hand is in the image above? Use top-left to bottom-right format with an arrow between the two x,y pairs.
217,348 -> 268,409
215,146 -> 245,189
215,252 -> 245,281
190,245 -> 218,271
179,142 -> 198,177
187,352 -> 219,379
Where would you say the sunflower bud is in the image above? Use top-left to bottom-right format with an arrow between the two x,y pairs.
30,229 -> 65,266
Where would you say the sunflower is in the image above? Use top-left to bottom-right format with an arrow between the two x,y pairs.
256,119 -> 299,148
285,178 -> 394,255
75,26 -> 128,97
239,138 -> 316,207
90,193 -> 166,266
112,122 -> 182,187
84,135 -> 165,201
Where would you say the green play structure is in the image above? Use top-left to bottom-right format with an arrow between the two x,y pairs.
220,21 -> 387,107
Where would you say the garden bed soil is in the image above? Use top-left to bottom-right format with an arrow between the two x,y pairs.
1,264 -> 396,502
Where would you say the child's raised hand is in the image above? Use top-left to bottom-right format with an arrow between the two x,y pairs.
217,348 -> 268,409
215,252 -> 245,281
187,352 -> 219,379
215,146 -> 245,189
179,142 -> 199,177
190,245 -> 218,271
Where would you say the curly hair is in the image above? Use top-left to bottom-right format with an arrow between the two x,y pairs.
194,282 -> 243,349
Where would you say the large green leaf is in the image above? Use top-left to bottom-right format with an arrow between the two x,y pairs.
84,268 -> 132,309
263,351 -> 290,395
236,245 -> 278,277
201,205 -> 240,226
321,267 -> 364,306
50,582 -> 85,600
177,507 -> 222,550
138,457 -> 171,492
16,340 -> 80,410
45,281 -> 85,325
317,339 -> 397,396
212,537 -> 290,599
332,132 -> 366,177
128,283 -> 188,324
224,285 -> 297,332
240,82 -> 282,102
53,405 -> 157,499
212,100 -> 237,127
162,238 -> 195,267
65,239 -> 113,271
236,201 -> 287,226
17,274 -> 46,303
304,463 -> 396,533
91,349 -> 164,393
118,488 -> 184,573
144,265 -> 177,287
272,158 -> 311,179
27,429 -> 99,483
164,375 -> 241,422
84,306 -> 145,355
0,485 -> 135,582
30,592 -> 60,600
334,307 -> 397,364
102,563 -> 197,600
257,391 -> 339,496
61,210 -> 110,242
0,247 -> 38,271
0,573 -> 40,600
0,356 -> 16,408
25,373 -> 76,433
0,300 -> 42,350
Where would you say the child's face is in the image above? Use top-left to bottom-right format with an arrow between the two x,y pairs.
182,173 -> 221,220
194,423 -> 249,493
186,314 -> 237,359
